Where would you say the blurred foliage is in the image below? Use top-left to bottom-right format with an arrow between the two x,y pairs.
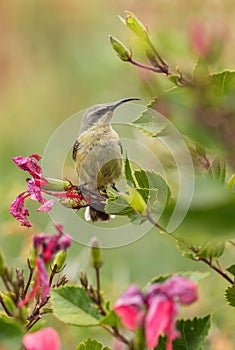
1,0 -> 235,349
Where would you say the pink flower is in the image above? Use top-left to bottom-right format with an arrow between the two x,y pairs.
9,192 -> 31,227
114,285 -> 144,330
23,327 -> 60,350
36,199 -> 56,212
114,276 -> 198,349
18,257 -> 50,307
33,225 -> 72,262
145,295 -> 179,350
13,154 -> 43,179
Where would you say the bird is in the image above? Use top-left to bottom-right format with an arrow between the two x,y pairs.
72,97 -> 140,221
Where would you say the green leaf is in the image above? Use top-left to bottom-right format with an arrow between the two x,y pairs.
226,264 -> 235,276
177,240 -> 198,259
130,110 -> 166,137
105,195 -> 135,216
155,315 -> 211,350
124,156 -> 136,186
100,310 -> 120,328
150,274 -> 172,284
0,315 -> 24,350
51,286 -> 101,326
211,70 -> 235,95
196,242 -> 225,259
225,286 -> 235,307
76,338 -> 111,350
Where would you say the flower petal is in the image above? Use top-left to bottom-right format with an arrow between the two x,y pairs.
9,192 -> 31,227
114,285 -> 144,330
163,276 -> 198,305
145,295 -> 171,348
23,327 -> 60,350
36,199 -> 56,212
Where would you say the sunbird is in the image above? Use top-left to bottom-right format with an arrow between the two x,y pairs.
73,97 -> 139,221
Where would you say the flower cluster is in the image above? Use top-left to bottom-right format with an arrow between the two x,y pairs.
18,224 -> 72,307
114,276 -> 198,350
10,154 -> 89,227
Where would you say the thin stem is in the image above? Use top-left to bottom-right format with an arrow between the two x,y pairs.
22,260 -> 34,299
146,37 -> 168,68
95,267 -> 101,306
144,210 -> 167,233
129,58 -> 164,73
101,325 -> 130,346
1,275 -> 12,292
198,257 -> 234,284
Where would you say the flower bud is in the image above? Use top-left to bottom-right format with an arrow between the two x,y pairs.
51,250 -> 67,272
109,35 -> 132,61
119,11 -> 149,40
90,237 -> 103,269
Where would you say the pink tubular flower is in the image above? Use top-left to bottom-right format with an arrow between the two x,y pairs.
18,257 -> 50,307
10,192 -> 31,227
23,327 -> 61,350
10,153 -> 89,226
33,225 -> 72,262
114,285 -> 145,330
114,276 -> 198,350
13,154 -> 43,179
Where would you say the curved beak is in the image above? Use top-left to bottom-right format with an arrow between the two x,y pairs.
111,97 -> 141,111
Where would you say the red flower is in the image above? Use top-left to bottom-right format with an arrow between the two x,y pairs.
23,327 -> 60,350
114,276 -> 198,349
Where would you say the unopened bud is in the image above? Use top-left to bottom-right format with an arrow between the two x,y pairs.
16,268 -> 24,290
80,272 -> 88,289
109,35 -> 132,61
0,250 -> 6,276
51,250 -> 67,272
90,237 -> 103,269
119,11 -> 149,40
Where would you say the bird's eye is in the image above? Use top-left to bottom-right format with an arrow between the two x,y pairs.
95,107 -> 109,116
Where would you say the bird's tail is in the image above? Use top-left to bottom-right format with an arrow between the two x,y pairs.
89,206 -> 110,222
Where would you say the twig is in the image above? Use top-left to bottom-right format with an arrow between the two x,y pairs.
101,324 -> 130,346
198,257 -> 234,285
22,260 -> 34,299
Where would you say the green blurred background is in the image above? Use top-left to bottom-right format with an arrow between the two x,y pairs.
1,0 -> 235,349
